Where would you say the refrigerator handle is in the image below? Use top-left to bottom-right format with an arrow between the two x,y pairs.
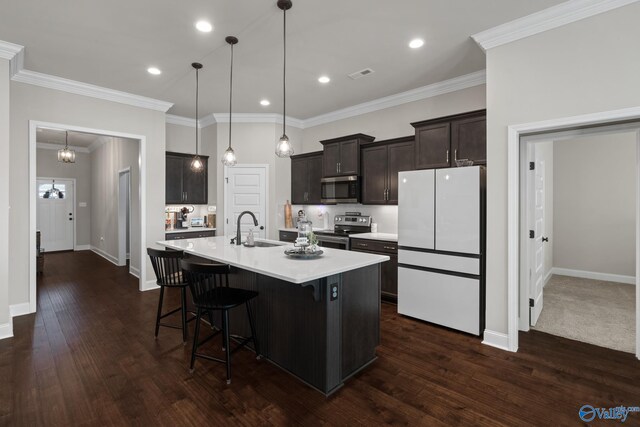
446,149 -> 449,164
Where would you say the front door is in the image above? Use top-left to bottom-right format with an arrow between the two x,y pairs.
529,147 -> 546,326
224,165 -> 267,241
37,178 -> 75,252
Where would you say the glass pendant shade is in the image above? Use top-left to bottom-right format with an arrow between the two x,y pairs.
190,155 -> 204,172
275,134 -> 293,157
222,147 -> 237,166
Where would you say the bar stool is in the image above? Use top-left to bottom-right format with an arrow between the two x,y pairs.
180,260 -> 260,384
147,248 -> 193,343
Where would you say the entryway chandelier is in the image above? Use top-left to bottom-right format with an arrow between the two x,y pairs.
57,131 -> 76,163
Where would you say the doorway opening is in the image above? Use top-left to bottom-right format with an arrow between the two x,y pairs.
506,107 -> 640,359
118,168 -> 131,269
520,125 -> 638,354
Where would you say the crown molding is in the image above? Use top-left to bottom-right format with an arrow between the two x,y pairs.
12,69 -> 174,112
471,0 -> 639,51
210,113 -> 304,129
0,40 -> 24,77
166,114 -> 198,128
302,70 -> 486,129
199,114 -> 217,129
36,142 -> 90,153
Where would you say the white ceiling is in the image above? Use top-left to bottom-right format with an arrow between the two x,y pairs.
1,0 -> 563,119
36,128 -> 103,148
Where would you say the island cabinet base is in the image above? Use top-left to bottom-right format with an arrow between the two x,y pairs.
223,264 -> 381,395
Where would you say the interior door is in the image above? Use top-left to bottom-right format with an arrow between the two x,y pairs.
398,170 -> 435,250
225,165 -> 267,240
37,179 -> 74,252
529,147 -> 545,326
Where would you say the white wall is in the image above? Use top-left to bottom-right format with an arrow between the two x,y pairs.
485,2 -> 640,334
166,122 -> 217,206
216,122 -> 298,240
302,85 -> 486,152
0,59 -> 10,332
553,132 -> 636,277
9,82 -> 166,307
90,137 -> 141,274
36,148 -> 92,247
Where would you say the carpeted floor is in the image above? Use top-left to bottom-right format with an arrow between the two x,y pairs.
533,274 -> 636,353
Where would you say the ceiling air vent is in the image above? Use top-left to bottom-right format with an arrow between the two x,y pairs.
348,68 -> 375,80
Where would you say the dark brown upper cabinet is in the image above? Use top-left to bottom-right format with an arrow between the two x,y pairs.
165,151 -> 209,205
290,151 -> 323,205
361,136 -> 414,205
411,109 -> 486,170
320,133 -> 375,177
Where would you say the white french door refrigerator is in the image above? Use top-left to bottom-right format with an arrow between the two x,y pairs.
397,166 -> 485,336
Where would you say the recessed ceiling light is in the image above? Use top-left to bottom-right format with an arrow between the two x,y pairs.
147,67 -> 161,75
318,76 -> 330,84
409,38 -> 424,49
260,99 -> 270,106
195,20 -> 213,33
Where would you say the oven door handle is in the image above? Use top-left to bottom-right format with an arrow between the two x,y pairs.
316,235 -> 350,244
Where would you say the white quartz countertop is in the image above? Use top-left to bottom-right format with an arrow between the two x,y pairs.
157,235 -> 389,284
165,227 -> 217,234
349,232 -> 398,242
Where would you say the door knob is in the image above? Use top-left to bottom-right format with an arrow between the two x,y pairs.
542,237 -> 549,242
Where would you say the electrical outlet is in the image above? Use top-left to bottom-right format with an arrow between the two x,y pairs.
330,284 -> 338,301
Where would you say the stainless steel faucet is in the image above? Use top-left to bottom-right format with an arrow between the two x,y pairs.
236,211 -> 259,245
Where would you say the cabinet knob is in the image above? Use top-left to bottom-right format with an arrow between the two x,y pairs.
446,149 -> 450,164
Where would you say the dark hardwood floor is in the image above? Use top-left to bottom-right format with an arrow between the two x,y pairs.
1,251 -> 639,426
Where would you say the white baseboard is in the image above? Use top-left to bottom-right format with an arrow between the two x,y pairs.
129,266 -> 140,278
543,269 -> 553,287
90,245 -> 119,266
482,330 -> 511,352
141,279 -> 159,292
0,319 -> 13,340
551,267 -> 635,285
75,244 -> 90,251
10,302 -> 31,317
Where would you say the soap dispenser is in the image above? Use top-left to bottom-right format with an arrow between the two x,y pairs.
246,228 -> 255,247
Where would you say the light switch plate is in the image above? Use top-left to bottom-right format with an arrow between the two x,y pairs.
79,202 -> 87,207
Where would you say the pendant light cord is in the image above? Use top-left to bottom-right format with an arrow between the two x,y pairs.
65,131 -> 68,149
229,43 -> 234,150
195,67 -> 199,156
282,6 -> 287,136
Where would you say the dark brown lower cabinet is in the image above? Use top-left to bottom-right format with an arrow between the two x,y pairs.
279,230 -> 298,243
350,238 -> 398,302
165,230 -> 216,240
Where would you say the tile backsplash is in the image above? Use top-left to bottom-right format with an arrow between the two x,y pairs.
289,204 -> 398,233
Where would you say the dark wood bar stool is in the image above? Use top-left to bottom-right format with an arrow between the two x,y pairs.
180,260 -> 260,384
147,248 -> 194,343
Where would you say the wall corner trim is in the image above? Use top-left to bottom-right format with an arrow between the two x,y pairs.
141,280 -> 160,292
166,114 -> 199,128
471,0 -> 639,51
0,40 -> 24,77
10,302 -> 32,317
90,245 -> 120,266
12,69 -> 174,112
0,320 -> 13,340
482,330 -> 514,352
74,245 -> 91,251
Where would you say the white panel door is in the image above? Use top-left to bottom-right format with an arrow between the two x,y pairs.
36,179 -> 74,252
225,165 -> 267,240
435,167 -> 480,254
398,267 -> 480,335
529,148 -> 546,326
398,170 -> 435,250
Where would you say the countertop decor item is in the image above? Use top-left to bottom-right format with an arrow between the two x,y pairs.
190,62 -> 204,173
275,0 -> 294,158
284,200 -> 293,228
222,36 -> 239,166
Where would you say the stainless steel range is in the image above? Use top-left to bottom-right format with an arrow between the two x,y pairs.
314,212 -> 371,250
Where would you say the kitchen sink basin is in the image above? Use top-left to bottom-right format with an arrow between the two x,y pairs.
243,241 -> 282,248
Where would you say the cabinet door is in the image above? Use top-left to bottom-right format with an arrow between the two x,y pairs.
339,139 -> 359,175
361,145 -> 388,204
451,115 -> 486,166
381,253 -> 398,299
183,157 -> 208,204
307,155 -> 323,204
322,143 -> 340,177
291,157 -> 308,204
415,122 -> 450,169
398,170 -> 435,250
387,141 -> 415,205
166,155 -> 184,204
435,167 -> 480,254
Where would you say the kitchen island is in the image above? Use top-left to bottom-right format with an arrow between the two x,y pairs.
157,235 -> 389,395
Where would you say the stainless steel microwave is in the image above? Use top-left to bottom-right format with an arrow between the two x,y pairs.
320,175 -> 360,204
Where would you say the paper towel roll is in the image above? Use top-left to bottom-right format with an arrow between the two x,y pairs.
371,223 -> 378,233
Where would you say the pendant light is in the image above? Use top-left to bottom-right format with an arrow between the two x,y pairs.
221,36 -> 238,167
190,62 -> 204,173
57,131 -> 76,163
275,0 -> 294,158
